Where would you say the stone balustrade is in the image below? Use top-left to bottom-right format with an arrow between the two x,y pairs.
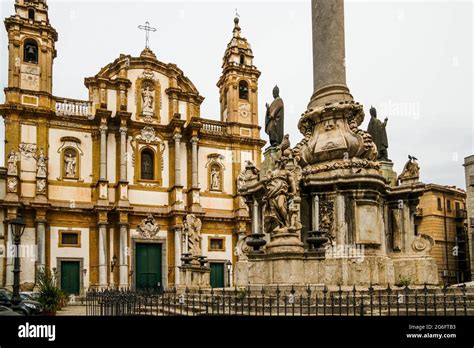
201,120 -> 227,134
55,98 -> 93,117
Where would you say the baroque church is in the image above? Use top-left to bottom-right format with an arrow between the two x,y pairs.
0,0 -> 265,293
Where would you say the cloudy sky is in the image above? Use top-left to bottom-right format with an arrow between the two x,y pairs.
0,0 -> 472,188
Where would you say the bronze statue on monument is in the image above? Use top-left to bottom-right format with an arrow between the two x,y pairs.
265,85 -> 284,147
367,106 -> 389,161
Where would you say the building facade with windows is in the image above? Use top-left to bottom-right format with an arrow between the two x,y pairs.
464,155 -> 474,281
415,184 -> 470,284
0,0 -> 264,293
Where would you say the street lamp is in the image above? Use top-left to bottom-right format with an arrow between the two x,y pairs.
226,260 -> 232,288
9,216 -> 26,308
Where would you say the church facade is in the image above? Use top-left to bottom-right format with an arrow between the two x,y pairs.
0,0 -> 264,293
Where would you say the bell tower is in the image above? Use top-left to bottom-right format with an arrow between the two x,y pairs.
4,0 -> 57,104
217,17 -> 260,133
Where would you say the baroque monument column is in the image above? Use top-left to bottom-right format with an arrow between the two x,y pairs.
309,0 -> 353,107
190,136 -> 199,188
174,133 -> 182,187
98,221 -> 108,288
119,126 -> 127,182
118,222 -> 129,288
99,124 -> 108,181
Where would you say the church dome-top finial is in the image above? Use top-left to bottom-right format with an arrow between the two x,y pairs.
140,47 -> 157,60
233,14 -> 241,37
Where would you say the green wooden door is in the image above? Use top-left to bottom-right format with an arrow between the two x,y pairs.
60,261 -> 80,295
135,243 -> 162,290
210,263 -> 225,288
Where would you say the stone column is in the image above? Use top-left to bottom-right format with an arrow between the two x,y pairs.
310,0 -> 352,106
119,223 -> 128,288
119,127 -> 127,182
99,125 -> 108,181
5,224 -> 14,286
252,200 -> 260,234
174,228 -> 182,286
98,223 -> 108,287
174,134 -> 182,186
190,137 -> 199,188
36,220 -> 46,270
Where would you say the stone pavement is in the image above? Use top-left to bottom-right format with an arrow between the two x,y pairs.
55,305 -> 86,316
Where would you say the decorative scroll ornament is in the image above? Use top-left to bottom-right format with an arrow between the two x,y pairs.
412,234 -> 434,254
19,143 -> 37,159
140,126 -> 160,144
137,214 -> 160,238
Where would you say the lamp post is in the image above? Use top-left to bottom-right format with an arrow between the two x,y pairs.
226,260 -> 232,287
9,216 -> 26,308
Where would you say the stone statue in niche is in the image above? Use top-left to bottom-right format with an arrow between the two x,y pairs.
367,106 -> 389,161
7,150 -> 20,176
64,151 -> 77,178
142,84 -> 155,116
35,148 -> 48,178
184,214 -> 202,257
265,85 -> 284,147
137,214 -> 160,238
210,166 -> 220,191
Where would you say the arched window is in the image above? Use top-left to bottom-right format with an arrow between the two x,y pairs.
239,80 -> 249,100
28,9 -> 35,20
240,54 -> 245,65
141,149 -> 154,180
24,39 -> 38,64
63,147 -> 79,179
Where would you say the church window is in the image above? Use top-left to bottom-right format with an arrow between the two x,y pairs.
59,231 -> 81,247
240,54 -> 245,65
239,80 -> 249,100
24,39 -> 38,64
141,148 -> 155,180
209,237 -> 225,251
28,9 -> 35,20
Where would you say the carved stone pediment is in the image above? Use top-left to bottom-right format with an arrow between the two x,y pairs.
137,214 -> 160,239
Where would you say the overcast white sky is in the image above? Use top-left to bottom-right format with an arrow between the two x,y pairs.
0,0 -> 472,188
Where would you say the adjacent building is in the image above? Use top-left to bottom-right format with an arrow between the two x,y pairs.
416,184 -> 470,284
464,155 -> 474,281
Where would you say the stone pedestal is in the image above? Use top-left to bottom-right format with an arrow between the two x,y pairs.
265,233 -> 304,254
261,146 -> 281,176
380,160 -> 397,187
237,251 -> 440,287
179,265 -> 210,289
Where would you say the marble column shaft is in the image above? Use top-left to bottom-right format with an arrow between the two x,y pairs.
119,224 -> 128,287
99,125 -> 108,181
98,223 -> 107,287
119,127 -> 127,182
36,220 -> 46,269
174,134 -> 182,186
191,137 -> 199,188
174,228 -> 181,285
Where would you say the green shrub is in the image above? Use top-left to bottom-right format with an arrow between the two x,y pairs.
36,268 -> 62,314
396,275 -> 412,287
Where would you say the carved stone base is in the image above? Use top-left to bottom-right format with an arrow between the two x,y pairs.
261,146 -> 281,176
266,233 -> 304,254
179,265 -> 210,289
379,160 -> 397,187
236,254 -> 439,287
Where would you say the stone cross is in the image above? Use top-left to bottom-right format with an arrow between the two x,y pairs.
138,21 -> 157,48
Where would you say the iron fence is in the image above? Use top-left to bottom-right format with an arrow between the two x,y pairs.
85,284 -> 473,316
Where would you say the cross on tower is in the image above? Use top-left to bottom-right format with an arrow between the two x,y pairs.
138,21 -> 157,49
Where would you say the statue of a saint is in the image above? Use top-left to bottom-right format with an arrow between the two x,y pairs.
65,153 -> 77,177
263,157 -> 297,234
399,155 -> 420,180
210,167 -> 220,191
142,86 -> 154,115
35,148 -> 48,178
367,106 -> 389,161
184,214 -> 202,257
7,150 -> 19,176
265,85 -> 284,147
